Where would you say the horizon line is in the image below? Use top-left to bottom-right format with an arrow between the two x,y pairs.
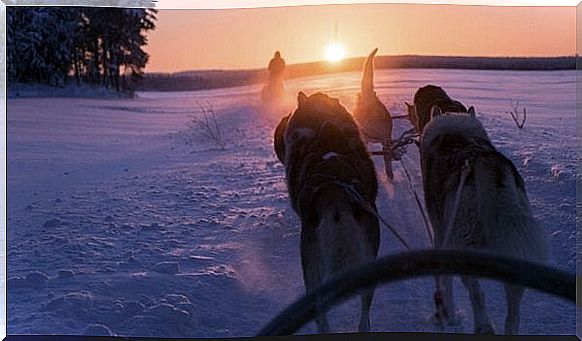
144,54 -> 579,74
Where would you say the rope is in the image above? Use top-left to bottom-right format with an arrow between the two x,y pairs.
365,128 -> 418,159
348,127 -> 433,271
399,158 -> 434,246
256,249 -> 575,336
295,154 -> 413,251
336,180 -> 412,251
399,156 -> 445,328
432,159 -> 472,328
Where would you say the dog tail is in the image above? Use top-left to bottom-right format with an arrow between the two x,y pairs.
361,48 -> 378,97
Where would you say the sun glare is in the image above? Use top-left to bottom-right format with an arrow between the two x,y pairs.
325,43 -> 346,63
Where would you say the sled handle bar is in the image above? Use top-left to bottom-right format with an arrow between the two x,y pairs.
256,249 -> 575,336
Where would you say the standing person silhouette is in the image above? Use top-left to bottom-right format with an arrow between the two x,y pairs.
262,51 -> 286,106
268,51 -> 285,82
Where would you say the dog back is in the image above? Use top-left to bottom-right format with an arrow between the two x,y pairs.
277,92 -> 378,221
420,114 -> 548,262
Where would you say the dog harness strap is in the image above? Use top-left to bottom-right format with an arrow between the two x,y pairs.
337,180 -> 412,251
440,159 -> 472,249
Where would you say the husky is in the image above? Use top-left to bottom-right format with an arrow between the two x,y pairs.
406,85 -> 468,135
419,109 -> 549,334
274,92 -> 381,333
352,48 -> 394,179
405,85 -> 473,321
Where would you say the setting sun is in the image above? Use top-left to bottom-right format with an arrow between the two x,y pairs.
325,43 -> 346,63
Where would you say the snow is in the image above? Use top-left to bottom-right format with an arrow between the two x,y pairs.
7,68 -> 577,337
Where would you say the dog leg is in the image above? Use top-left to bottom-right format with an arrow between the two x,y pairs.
314,298 -> 331,333
306,271 -> 331,333
504,283 -> 524,335
382,140 -> 394,181
461,276 -> 494,334
301,231 -> 331,334
442,275 -> 460,325
358,288 -> 374,332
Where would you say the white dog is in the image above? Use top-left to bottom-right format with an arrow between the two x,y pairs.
419,109 -> 549,334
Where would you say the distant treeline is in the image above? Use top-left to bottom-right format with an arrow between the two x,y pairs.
8,7 -> 157,91
138,55 -> 578,92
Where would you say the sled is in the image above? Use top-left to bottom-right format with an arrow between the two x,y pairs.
256,249 -> 575,336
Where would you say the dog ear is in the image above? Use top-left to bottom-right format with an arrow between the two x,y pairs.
430,105 -> 442,119
274,114 -> 290,164
468,106 -> 476,117
405,102 -> 415,113
406,102 -> 418,127
298,92 -> 308,107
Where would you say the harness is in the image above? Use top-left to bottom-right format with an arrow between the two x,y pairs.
440,159 -> 472,249
429,143 -> 503,327
298,168 -> 413,252
294,120 -> 413,251
433,158 -> 473,328
290,115 -> 478,330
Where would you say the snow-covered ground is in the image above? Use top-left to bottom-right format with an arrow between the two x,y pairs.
7,69 -> 578,337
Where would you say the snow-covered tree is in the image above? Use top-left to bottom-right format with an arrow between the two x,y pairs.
7,6 -> 157,91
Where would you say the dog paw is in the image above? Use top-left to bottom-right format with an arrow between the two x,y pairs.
428,311 -> 462,327
428,312 -> 442,326
475,324 -> 495,334
447,311 -> 464,326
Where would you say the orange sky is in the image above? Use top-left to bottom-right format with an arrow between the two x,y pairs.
144,3 -> 575,73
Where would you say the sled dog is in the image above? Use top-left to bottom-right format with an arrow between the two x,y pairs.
406,85 -> 468,134
274,92 -> 380,333
419,109 -> 549,334
353,48 -> 394,179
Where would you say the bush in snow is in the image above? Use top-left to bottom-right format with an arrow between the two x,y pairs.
188,101 -> 227,150
507,100 -> 527,129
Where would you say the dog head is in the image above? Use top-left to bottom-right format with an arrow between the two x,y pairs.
408,85 -> 472,134
275,92 -> 358,164
420,113 -> 490,169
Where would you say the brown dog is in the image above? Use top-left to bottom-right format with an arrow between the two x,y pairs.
353,48 -> 394,179
274,92 -> 380,333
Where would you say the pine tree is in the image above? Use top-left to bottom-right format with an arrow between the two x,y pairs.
7,6 -> 157,91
